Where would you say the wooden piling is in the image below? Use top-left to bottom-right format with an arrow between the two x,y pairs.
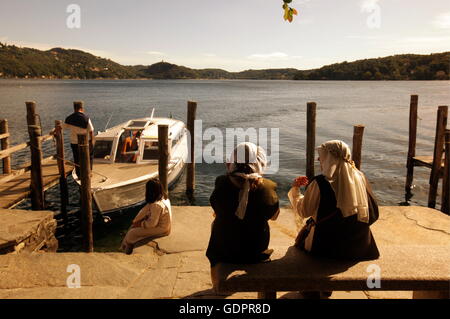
0,119 -> 11,174
186,101 -> 197,194
158,124 -> 169,199
77,133 -> 93,252
428,105 -> 448,208
442,130 -> 450,215
306,102 -> 316,180
352,125 -> 365,170
405,95 -> 419,201
26,101 -> 45,210
55,120 -> 69,228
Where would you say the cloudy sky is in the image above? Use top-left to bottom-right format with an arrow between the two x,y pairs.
1,0 -> 449,71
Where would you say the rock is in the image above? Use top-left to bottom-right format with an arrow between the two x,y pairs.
0,209 -> 58,254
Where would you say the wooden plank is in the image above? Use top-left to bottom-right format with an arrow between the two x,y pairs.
442,130 -> 450,214
352,125 -> 365,170
158,125 -> 169,199
0,142 -> 28,160
306,102 -> 316,180
405,95 -> 419,200
16,155 -> 55,171
0,135 -> 52,160
413,156 -> 445,169
186,101 -> 197,193
78,133 -> 94,253
26,101 -> 45,210
40,135 -> 53,143
55,120 -> 69,229
0,160 -> 73,209
1,119 -> 11,175
429,106 -> 448,208
0,169 -> 29,185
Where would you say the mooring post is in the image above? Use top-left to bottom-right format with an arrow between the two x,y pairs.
441,130 -> 450,215
158,124 -> 169,199
352,125 -> 365,170
26,101 -> 45,210
186,101 -> 197,194
405,95 -> 419,202
306,102 -> 316,180
55,120 -> 69,229
428,105 -> 448,208
0,119 -> 11,174
77,133 -> 93,252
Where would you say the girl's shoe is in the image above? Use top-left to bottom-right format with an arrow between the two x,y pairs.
124,243 -> 134,255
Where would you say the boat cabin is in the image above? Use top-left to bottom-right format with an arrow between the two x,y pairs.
93,117 -> 187,165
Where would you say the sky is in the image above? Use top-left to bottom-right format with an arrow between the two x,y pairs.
0,0 -> 450,72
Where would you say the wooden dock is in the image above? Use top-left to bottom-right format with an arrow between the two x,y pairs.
405,95 -> 449,212
0,103 -> 74,211
0,159 -> 73,209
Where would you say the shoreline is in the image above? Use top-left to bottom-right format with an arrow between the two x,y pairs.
1,77 -> 450,81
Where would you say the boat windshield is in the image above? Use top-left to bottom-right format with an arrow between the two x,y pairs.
115,130 -> 142,163
93,140 -> 113,160
143,140 -> 159,160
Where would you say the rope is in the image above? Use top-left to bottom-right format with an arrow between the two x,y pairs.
53,154 -> 109,181
9,123 -> 108,181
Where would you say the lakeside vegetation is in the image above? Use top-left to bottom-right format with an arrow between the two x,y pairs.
0,43 -> 448,80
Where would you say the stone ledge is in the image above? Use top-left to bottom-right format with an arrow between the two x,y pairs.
0,209 -> 58,254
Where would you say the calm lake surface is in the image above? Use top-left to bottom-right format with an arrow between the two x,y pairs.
1,79 -> 449,251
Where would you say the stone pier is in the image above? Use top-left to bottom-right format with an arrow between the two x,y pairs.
0,206 -> 448,299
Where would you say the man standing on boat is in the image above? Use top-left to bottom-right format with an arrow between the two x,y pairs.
63,101 -> 95,177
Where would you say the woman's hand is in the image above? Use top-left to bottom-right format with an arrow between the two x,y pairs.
131,220 -> 141,228
293,176 -> 309,188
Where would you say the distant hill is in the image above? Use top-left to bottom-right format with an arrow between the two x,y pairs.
0,44 -> 136,79
133,62 -> 206,79
293,52 -> 450,80
0,43 -> 448,80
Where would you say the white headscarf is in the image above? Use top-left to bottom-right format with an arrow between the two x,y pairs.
226,142 -> 267,220
317,140 -> 370,223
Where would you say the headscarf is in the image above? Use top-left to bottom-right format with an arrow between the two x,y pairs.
226,142 -> 267,220
317,140 -> 370,223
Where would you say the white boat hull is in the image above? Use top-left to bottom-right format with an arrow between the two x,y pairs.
92,161 -> 185,214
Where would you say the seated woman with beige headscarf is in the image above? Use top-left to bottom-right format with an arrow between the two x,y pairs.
288,140 -> 380,261
206,142 -> 280,272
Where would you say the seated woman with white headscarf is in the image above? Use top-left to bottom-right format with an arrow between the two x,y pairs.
288,140 -> 380,261
206,142 -> 280,271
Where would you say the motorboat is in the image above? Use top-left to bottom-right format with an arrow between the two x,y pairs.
73,116 -> 188,214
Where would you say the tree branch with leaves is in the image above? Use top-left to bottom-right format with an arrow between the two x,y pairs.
282,0 -> 298,22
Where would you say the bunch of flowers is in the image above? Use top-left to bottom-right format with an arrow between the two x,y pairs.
293,176 -> 309,187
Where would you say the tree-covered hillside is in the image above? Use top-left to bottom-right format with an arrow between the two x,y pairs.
293,53 -> 450,80
0,44 -> 137,79
0,43 -> 448,80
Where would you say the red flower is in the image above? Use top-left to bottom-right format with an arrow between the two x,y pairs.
294,176 -> 309,187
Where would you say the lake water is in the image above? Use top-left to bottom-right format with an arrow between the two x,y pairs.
1,79 -> 449,251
